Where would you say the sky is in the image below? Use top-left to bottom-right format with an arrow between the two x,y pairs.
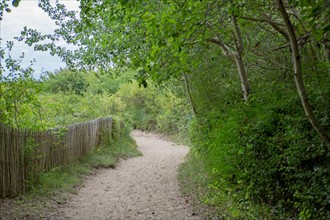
0,0 -> 80,79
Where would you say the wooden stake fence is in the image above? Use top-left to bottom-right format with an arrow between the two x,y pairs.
0,117 -> 114,198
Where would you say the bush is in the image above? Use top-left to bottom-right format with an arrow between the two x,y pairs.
238,85 -> 330,218
41,69 -> 88,96
185,79 -> 330,219
114,79 -> 191,136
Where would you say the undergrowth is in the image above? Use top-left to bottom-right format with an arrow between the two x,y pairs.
179,78 -> 330,219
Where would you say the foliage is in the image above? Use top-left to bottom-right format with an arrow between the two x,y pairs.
36,89 -> 114,128
0,49 -> 42,129
0,0 -> 21,20
183,75 -> 330,218
238,81 -> 330,218
41,69 -> 88,95
5,67 -> 189,138
1,0 -> 330,219
113,78 -> 191,137
0,74 -> 41,129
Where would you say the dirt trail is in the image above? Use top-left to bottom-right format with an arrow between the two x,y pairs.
51,131 -> 201,220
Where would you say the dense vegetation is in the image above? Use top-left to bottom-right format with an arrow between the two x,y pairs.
1,0 -> 329,219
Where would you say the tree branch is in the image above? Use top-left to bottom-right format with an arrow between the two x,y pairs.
208,37 -> 235,61
272,33 -> 311,51
232,16 -> 244,54
240,14 -> 290,41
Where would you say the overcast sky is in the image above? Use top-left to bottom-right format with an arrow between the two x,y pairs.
1,0 -> 80,78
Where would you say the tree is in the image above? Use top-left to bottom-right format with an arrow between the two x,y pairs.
0,35 -> 41,129
16,1 -> 250,100
41,69 -> 88,96
276,0 -> 330,147
227,0 -> 330,146
75,0 -> 251,100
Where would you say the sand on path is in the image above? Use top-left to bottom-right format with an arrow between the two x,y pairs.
51,130 -> 201,220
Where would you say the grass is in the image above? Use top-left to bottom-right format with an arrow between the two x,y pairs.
0,133 -> 142,219
178,152 -> 225,219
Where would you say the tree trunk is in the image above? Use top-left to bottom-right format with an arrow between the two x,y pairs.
235,53 -> 250,102
182,73 -> 197,116
233,16 -> 250,101
208,37 -> 250,101
277,0 -> 330,147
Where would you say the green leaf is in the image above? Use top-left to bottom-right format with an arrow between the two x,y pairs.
12,0 -> 20,7
323,24 -> 330,33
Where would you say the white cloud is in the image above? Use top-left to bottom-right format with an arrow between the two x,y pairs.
1,0 -> 80,78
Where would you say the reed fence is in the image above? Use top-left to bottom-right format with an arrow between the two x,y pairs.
0,117 -> 117,198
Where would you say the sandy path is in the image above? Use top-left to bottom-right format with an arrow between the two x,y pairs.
51,131 -> 201,220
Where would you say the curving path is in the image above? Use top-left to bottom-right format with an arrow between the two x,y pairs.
51,130 -> 201,220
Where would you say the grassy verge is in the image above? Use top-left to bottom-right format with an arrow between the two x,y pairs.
179,153 -> 224,219
0,132 -> 141,219
179,152 -> 276,220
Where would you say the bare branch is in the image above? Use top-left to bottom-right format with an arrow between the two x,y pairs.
239,14 -> 290,41
208,37 -> 235,61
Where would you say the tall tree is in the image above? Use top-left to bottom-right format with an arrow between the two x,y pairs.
276,0 -> 330,147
